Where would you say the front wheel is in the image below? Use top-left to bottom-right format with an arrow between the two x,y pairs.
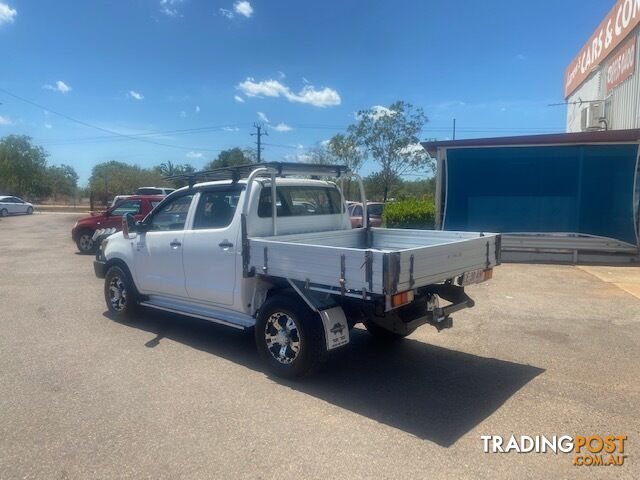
255,295 -> 326,379
26,207 -> 33,215
104,265 -> 139,318
76,230 -> 95,254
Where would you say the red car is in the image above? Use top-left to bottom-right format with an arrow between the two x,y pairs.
71,195 -> 164,253
348,202 -> 385,228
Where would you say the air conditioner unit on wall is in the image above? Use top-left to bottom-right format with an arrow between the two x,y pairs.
580,102 -> 606,131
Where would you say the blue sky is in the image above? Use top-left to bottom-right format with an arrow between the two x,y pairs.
0,0 -> 614,184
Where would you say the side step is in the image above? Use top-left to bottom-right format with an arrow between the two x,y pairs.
139,296 -> 255,330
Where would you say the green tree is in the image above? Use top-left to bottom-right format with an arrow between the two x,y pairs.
89,161 -> 168,205
0,135 -> 50,199
349,101 -> 432,201
46,164 -> 79,202
204,148 -> 255,170
327,133 -> 364,173
154,161 -> 196,187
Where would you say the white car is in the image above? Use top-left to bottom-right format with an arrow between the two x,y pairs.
94,163 -> 499,378
0,196 -> 34,216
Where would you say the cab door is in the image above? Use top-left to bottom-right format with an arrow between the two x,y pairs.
182,186 -> 242,306
133,194 -> 195,298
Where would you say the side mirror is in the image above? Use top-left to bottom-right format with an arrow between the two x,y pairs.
122,213 -> 137,239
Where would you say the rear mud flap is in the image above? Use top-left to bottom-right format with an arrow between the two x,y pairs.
320,307 -> 349,351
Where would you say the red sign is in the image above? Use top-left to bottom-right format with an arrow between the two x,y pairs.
607,36 -> 636,91
564,0 -> 640,98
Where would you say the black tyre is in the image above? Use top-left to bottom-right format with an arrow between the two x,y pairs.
26,206 -> 33,215
104,265 -> 139,318
363,320 -> 412,342
75,229 -> 96,254
0,208 -> 8,217
255,294 -> 326,379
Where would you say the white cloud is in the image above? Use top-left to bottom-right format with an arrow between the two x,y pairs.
129,90 -> 144,100
277,71 -> 286,79
515,53 -> 526,61
160,0 -> 183,17
219,8 -> 234,18
44,123 -> 52,129
272,122 -> 292,132
234,1 -> 253,18
370,105 -> 395,119
257,111 -> 269,123
223,126 -> 240,132
234,95 -> 245,103
237,77 -> 341,108
0,2 -> 17,25
186,151 -> 203,159
179,110 -> 187,118
399,143 -> 425,155
43,80 -> 72,94
195,105 -> 200,113
0,115 -> 12,125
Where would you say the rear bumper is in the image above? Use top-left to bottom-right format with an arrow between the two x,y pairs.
93,260 -> 107,278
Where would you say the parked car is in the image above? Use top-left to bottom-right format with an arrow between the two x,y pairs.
110,188 -> 173,206
110,195 -> 133,207
94,163 -> 500,379
136,187 -> 175,196
72,195 -> 164,253
349,201 -> 385,228
0,196 -> 34,216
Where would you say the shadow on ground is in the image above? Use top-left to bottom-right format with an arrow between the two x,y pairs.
105,308 -> 544,447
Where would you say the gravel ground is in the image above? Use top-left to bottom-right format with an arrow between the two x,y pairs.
1,213 -> 639,479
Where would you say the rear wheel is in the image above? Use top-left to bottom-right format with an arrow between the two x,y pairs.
0,208 -> 8,217
104,265 -> 139,318
255,295 -> 326,379
76,230 -> 95,254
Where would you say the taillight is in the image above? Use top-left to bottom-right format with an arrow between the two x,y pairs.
391,290 -> 415,308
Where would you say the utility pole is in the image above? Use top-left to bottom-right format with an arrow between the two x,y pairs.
251,123 -> 268,162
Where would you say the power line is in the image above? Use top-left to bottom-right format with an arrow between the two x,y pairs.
39,124 -> 248,146
0,87 -> 227,153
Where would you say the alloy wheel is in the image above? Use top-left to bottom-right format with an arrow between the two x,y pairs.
108,275 -> 127,312
264,312 -> 301,364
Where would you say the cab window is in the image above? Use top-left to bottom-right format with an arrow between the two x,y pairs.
111,200 -> 141,216
193,188 -> 242,229
258,186 -> 342,217
148,195 -> 194,231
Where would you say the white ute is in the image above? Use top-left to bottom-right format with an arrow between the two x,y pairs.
94,163 -> 501,378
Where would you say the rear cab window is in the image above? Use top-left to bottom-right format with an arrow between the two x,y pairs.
258,185 -> 343,218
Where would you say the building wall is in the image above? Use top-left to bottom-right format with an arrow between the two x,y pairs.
566,27 -> 640,132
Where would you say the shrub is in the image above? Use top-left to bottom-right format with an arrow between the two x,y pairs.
383,199 -> 435,229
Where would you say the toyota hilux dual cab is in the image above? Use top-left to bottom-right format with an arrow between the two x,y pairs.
94,163 -> 500,378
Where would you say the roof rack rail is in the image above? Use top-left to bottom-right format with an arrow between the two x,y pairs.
165,162 -> 351,189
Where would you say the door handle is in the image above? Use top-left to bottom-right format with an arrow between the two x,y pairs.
219,241 -> 233,248
170,240 -> 182,248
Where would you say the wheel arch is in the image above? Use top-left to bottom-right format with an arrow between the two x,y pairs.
104,257 -> 141,297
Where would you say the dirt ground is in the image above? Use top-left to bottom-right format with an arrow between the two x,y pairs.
1,213 -> 639,479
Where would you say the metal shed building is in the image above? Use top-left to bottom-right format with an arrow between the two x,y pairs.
565,0 -> 640,132
423,129 -> 640,263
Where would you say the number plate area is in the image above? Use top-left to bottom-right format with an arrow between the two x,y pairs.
461,268 -> 492,286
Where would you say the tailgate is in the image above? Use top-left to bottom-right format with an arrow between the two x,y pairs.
387,234 -> 500,294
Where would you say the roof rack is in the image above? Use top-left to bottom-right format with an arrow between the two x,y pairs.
165,162 -> 351,189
